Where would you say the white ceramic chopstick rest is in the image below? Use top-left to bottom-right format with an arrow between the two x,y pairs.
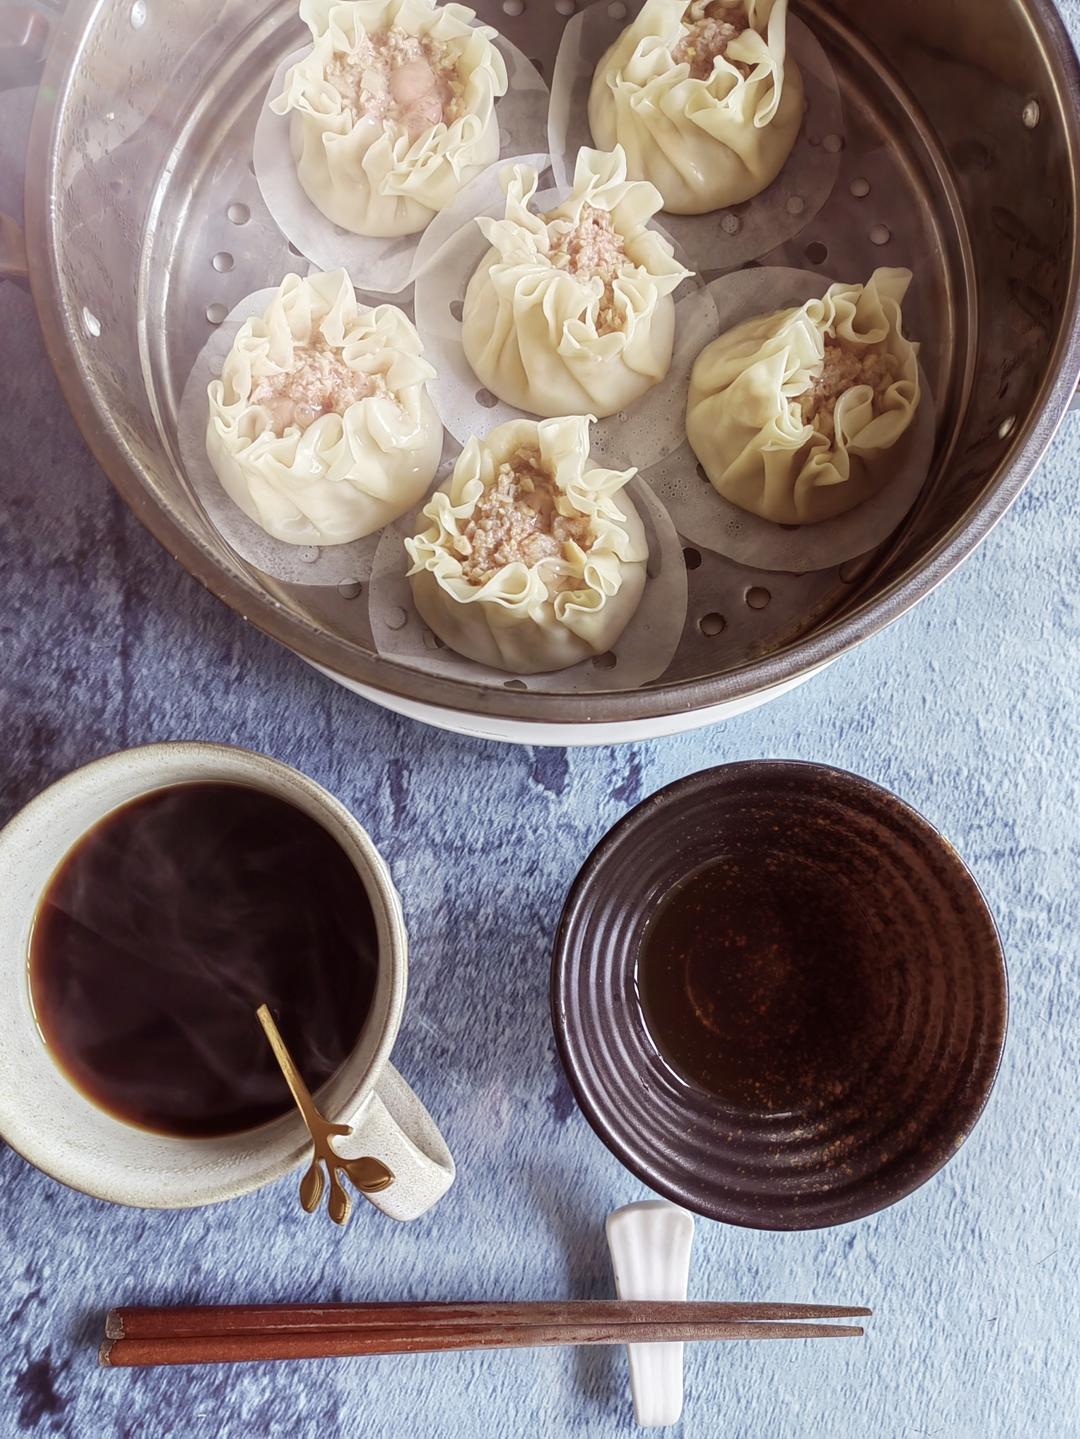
606,1201 -> 695,1427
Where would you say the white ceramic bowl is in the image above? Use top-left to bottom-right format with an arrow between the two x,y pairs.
0,742 -> 454,1217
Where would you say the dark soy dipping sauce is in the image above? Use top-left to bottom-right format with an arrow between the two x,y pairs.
637,851 -> 878,1111
29,783 -> 379,1138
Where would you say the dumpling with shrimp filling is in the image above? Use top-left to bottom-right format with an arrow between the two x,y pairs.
686,268 -> 921,524
461,146 -> 691,419
588,0 -> 803,215
206,270 -> 443,545
271,0 -> 508,238
404,415 -> 648,673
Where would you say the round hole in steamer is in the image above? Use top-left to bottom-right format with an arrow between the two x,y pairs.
129,0 -> 147,27
502,0 -> 524,13
1022,99 -> 1041,129
745,586 -> 771,610
338,579 -> 363,600
822,133 -> 844,154
850,177 -> 871,199
504,679 -> 528,691
555,0 -> 575,11
81,307 -> 102,338
998,415 -> 1017,439
386,606 -> 408,630
594,652 -> 617,670
476,389 -> 499,409
449,299 -> 464,322
720,213 -> 741,235
227,202 -> 250,226
838,557 -> 868,583
869,224 -> 891,247
699,612 -> 726,637
608,0 -> 627,15
785,195 -> 806,216
804,241 -> 828,265
212,251 -> 235,273
683,547 -> 703,571
206,302 -> 228,325
297,546 -> 321,565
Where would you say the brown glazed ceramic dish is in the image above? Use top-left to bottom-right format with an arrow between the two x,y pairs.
551,762 -> 1008,1229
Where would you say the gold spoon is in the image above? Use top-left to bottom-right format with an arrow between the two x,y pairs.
256,1004 -> 394,1226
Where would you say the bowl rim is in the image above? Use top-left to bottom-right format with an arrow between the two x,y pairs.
550,759 -> 1010,1229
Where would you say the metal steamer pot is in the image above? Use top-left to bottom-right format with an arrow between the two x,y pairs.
4,0 -> 1079,744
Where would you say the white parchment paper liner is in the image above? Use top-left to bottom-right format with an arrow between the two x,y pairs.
254,38 -> 549,296
367,471 -> 688,689
642,267 -> 937,573
549,2 -> 842,274
412,156 -> 715,471
179,286 -> 422,585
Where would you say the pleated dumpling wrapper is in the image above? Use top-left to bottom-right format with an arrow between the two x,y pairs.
206,270 -> 443,545
404,415 -> 648,673
588,0 -> 803,215
271,0 -> 508,238
461,147 -> 691,419
686,267 -> 922,525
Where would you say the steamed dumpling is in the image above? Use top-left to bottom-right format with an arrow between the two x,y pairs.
461,147 -> 691,420
404,415 -> 648,673
588,0 -> 803,215
206,270 -> 443,545
271,0 -> 508,238
686,268 -> 921,525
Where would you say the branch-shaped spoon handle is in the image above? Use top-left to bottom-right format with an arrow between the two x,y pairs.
256,1005 -> 394,1226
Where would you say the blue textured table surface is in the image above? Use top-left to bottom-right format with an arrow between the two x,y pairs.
2,15 -> 1080,1434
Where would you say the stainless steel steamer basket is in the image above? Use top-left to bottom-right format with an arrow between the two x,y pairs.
13,0 -> 1080,739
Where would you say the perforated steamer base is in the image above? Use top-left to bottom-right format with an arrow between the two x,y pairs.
137,0 -> 972,721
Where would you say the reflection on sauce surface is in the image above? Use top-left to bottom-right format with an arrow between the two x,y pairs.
637,850 -> 884,1112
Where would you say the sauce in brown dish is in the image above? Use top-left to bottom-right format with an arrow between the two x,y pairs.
637,850 -> 879,1111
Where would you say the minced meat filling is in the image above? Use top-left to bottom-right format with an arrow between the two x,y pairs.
672,1 -> 751,81
799,334 -> 900,442
460,449 -> 594,587
249,337 -> 388,434
547,204 -> 630,334
324,26 -> 465,141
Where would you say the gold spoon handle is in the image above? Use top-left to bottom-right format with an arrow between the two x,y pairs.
255,1004 -> 393,1223
255,1004 -> 348,1140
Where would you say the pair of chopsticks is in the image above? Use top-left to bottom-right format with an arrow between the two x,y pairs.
100,1300 -> 870,1369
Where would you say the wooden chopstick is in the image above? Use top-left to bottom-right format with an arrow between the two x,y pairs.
106,1299 -> 871,1342
100,1317 -> 866,1369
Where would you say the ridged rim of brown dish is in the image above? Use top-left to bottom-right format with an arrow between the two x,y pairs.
551,761 -> 1009,1229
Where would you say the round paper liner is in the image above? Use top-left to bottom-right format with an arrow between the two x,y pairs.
254,37 -> 550,297
643,266 -> 938,574
548,3 -> 843,274
178,286 -> 436,586
367,472 -> 688,691
411,158 -> 716,472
